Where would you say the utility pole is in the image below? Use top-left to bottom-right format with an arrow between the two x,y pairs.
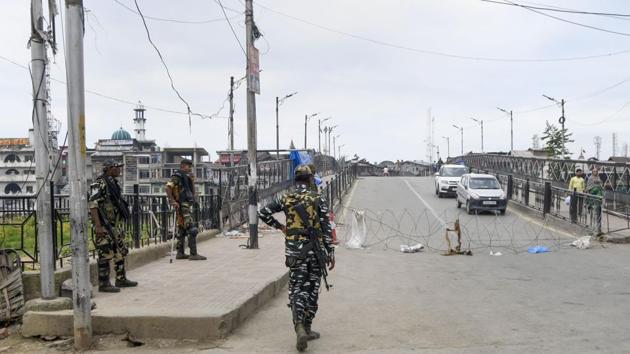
442,136 -> 450,158
470,118 -> 483,152
304,112 -> 318,149
327,125 -> 338,157
228,76 -> 234,166
64,0 -> 92,349
497,107 -> 513,152
318,117 -> 331,154
453,125 -> 463,156
245,0 -> 259,248
30,0 -> 55,300
543,95 -> 566,156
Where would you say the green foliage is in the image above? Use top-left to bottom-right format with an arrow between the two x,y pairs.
541,121 -> 574,158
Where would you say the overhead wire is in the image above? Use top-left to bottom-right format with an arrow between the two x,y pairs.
480,0 -> 630,18
254,2 -> 630,63
112,0 -> 240,24
215,0 -> 247,56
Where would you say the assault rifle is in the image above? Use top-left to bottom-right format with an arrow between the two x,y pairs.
293,204 -> 332,291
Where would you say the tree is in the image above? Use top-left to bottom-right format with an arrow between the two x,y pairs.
541,121 -> 573,158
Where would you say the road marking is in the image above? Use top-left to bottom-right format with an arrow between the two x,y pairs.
509,207 -> 580,239
339,179 -> 359,224
403,179 -> 446,226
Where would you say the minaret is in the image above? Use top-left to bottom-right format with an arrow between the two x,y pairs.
133,101 -> 147,141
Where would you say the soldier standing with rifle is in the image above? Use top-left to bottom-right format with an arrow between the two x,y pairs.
89,160 -> 138,293
258,165 -> 335,352
166,159 -> 206,261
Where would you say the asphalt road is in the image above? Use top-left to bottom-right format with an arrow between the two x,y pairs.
197,177 -> 630,353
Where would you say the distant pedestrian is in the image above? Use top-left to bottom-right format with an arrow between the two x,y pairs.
569,168 -> 585,216
383,167 -> 389,176
586,169 -> 604,237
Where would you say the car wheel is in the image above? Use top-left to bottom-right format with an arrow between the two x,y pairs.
500,209 -> 506,215
466,200 -> 474,215
438,192 -> 443,198
435,187 -> 438,196
456,199 -> 461,208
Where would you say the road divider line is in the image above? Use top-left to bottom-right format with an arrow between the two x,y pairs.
403,179 -> 446,226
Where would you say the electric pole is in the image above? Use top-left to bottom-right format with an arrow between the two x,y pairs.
470,117 -> 483,152
318,117 -> 331,154
64,0 -> 92,349
276,92 -> 297,158
30,0 -> 55,301
304,112 -> 318,149
543,95 -> 566,156
245,0 -> 259,248
228,76 -> 234,166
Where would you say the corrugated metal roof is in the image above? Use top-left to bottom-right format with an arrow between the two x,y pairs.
0,138 -> 30,147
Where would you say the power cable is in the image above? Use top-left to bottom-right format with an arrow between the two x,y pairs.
254,2 -> 630,63
215,0 -> 247,56
480,0 -> 630,18
497,0 -> 630,37
112,0 -> 241,24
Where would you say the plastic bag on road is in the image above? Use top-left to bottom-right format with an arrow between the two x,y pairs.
346,209 -> 367,249
571,236 -> 592,249
527,246 -> 550,254
400,243 -> 424,253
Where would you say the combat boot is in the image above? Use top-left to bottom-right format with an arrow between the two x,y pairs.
175,241 -> 189,259
114,260 -> 138,288
98,260 -> 120,293
188,236 -> 207,261
304,325 -> 321,341
295,322 -> 308,352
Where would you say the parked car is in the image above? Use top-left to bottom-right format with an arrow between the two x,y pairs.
456,174 -> 507,215
434,164 -> 468,198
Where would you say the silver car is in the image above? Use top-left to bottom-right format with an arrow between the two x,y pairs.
456,174 -> 507,215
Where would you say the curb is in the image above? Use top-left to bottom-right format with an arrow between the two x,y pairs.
22,230 -> 220,301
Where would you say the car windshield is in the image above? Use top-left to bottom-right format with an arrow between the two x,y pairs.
441,167 -> 467,177
470,178 -> 500,189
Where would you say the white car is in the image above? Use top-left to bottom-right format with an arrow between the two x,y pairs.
434,164 -> 468,198
456,173 -> 507,215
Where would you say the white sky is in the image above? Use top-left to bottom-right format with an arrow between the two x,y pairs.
1,0 -> 630,163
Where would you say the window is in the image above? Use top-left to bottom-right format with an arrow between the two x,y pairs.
162,169 -> 171,178
26,186 -> 33,193
137,156 -> 150,164
24,155 -> 34,162
5,169 -> 19,175
196,168 -> 203,178
139,185 -> 150,194
4,183 -> 21,194
151,155 -> 160,164
469,178 -> 500,190
4,154 -> 20,163
441,166 -> 467,177
153,187 -> 162,194
139,169 -> 150,179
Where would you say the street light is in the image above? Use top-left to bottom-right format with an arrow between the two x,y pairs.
442,136 -> 450,158
452,124 -> 464,156
318,117 -> 332,153
497,107 -> 513,152
327,125 -> 338,156
333,134 -> 341,160
543,94 -> 567,157
304,112 -> 320,149
470,117 -> 484,153
276,92 -> 298,158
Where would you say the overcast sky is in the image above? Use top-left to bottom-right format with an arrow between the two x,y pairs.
2,0 -> 630,163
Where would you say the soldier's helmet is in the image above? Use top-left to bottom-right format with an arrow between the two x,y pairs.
294,165 -> 313,179
103,160 -> 123,169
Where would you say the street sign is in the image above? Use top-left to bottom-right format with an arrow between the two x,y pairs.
248,45 -> 260,94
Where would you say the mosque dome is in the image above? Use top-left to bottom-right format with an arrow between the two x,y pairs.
111,127 -> 132,140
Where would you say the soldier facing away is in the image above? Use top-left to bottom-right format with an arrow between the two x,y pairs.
166,159 -> 207,260
89,160 -> 138,293
258,165 -> 335,352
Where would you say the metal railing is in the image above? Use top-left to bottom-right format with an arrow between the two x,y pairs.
320,164 -> 358,208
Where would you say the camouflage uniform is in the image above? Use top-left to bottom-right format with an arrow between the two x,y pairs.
88,174 -> 130,285
258,183 -> 334,332
166,170 -> 201,257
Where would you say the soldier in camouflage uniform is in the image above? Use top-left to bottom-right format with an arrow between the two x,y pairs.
89,160 -> 138,293
258,165 -> 335,352
166,159 -> 207,261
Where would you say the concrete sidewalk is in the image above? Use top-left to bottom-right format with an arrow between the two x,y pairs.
22,231 -> 288,341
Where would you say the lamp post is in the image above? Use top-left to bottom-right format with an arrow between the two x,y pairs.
453,124 -> 464,156
327,125 -> 338,156
304,112 -> 319,149
470,117 -> 484,153
497,107 -> 513,152
318,117 -> 331,153
333,134 -> 341,160
543,94 -> 567,157
442,136 -> 450,158
275,92 -> 297,158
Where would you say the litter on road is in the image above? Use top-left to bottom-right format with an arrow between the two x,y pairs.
571,236 -> 592,250
527,246 -> 550,254
400,243 -> 424,253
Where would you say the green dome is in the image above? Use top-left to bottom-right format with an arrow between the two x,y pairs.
112,127 -> 132,140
